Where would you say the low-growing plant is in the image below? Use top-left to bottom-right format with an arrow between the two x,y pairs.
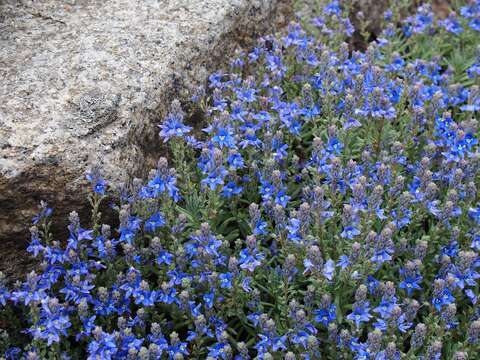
1,1 -> 480,359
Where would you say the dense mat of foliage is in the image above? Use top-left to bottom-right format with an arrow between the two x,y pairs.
1,1 -> 480,359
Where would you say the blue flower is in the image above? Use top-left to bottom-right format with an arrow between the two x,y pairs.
469,206 -> 480,224
324,0 -> 341,16
371,248 -> 394,264
472,234 -> 480,251
384,9 -> 393,20
30,298 -> 72,346
399,270 -> 422,296
240,129 -> 262,148
159,105 -> 192,142
86,169 -> 107,195
440,14 -> 463,34
467,63 -> 480,78
237,88 -> 257,103
208,342 -> 231,359
209,72 -> 225,88
347,302 -> 372,329
460,4 -> 479,18
373,296 -> 398,319
60,279 -> 94,304
274,190 -> 290,208
411,6 -> 434,34
314,304 -> 337,326
271,139 -> 288,161
212,127 -> 236,148
76,316 -> 96,341
219,273 -> 233,289
227,152 -> 244,169
239,248 -> 264,272
203,292 -> 215,309
140,172 -> 181,201
87,331 -> 117,360
432,288 -> 455,311
337,255 -> 350,269
241,277 -> 253,292
0,283 -> 10,306
43,246 -> 66,265
27,236 -> 44,257
4,348 -> 21,360
259,179 -> 276,201
341,225 -> 361,239
469,18 -> 480,31
145,212 -> 166,233
157,251 -> 173,266
157,287 -> 178,305
323,259 -> 336,281
201,167 -> 228,191
465,289 -> 478,304
287,218 -> 302,243
167,340 -> 189,358
365,276 -> 380,295
32,201 -> 53,224
222,181 -> 243,198
326,138 -> 343,155
253,219 -> 268,236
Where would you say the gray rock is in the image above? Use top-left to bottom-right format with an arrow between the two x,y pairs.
0,0 -> 292,275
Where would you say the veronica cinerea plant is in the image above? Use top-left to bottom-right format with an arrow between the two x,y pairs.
1,1 -> 480,359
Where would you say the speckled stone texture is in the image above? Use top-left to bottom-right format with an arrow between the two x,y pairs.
0,0 -> 292,275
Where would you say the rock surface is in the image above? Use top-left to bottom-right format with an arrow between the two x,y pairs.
0,0 -> 292,275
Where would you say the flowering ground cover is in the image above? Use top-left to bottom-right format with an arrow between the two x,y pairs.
1,1 -> 480,359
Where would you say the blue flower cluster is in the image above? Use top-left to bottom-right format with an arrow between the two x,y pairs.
1,1 -> 480,359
